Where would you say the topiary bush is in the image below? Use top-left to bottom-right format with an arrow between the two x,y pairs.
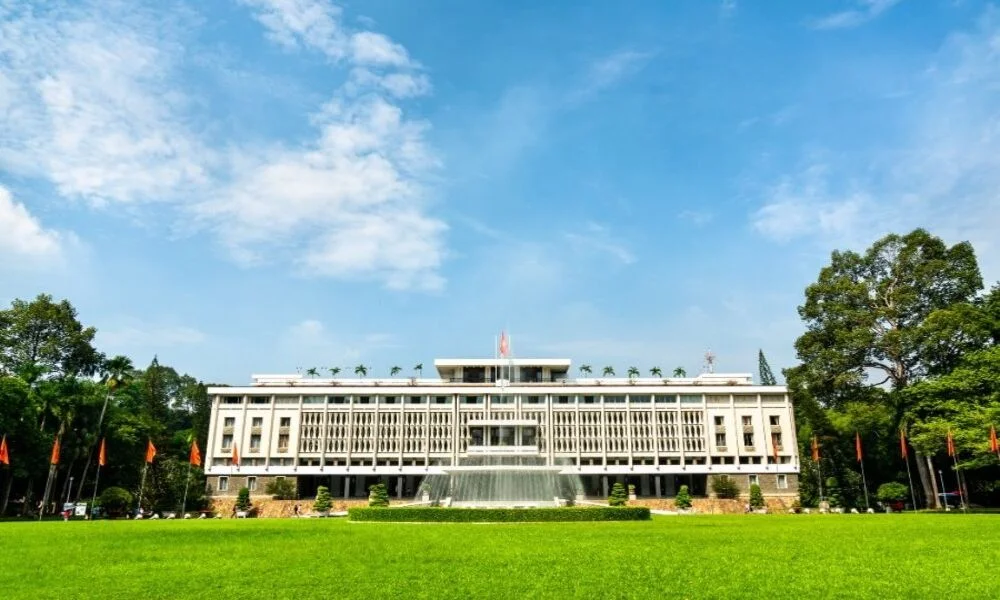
97,486 -> 133,517
235,487 -> 252,512
348,507 -> 651,522
368,482 -> 390,507
749,483 -> 765,509
711,475 -> 740,499
265,477 -> 296,500
876,482 -> 908,504
674,485 -> 692,509
608,482 -> 628,506
313,485 -> 332,513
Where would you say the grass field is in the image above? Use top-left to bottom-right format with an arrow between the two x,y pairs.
1,514 -> 998,599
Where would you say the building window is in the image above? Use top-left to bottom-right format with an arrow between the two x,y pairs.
743,433 -> 754,447
356,396 -> 372,404
715,433 -> 726,447
742,415 -> 752,427
250,435 -> 261,451
252,417 -> 263,428
772,432 -> 783,449
523,395 -> 542,404
581,395 -> 597,404
777,475 -> 788,490
769,415 -> 779,426
555,395 -> 572,404
382,396 -> 397,404
222,397 -> 242,404
629,395 -> 651,403
714,416 -> 724,426
218,476 -> 229,492
221,435 -> 233,450
654,395 -> 677,403
278,434 -> 289,451
247,476 -> 257,492
604,395 -> 625,403
748,474 -> 759,487
493,395 -> 514,404
224,417 -> 235,428
250,396 -> 270,404
433,396 -> 450,404
462,395 -> 482,404
280,417 -> 291,427
330,396 -> 347,404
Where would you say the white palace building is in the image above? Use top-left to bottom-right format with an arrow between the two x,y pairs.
205,356 -> 799,503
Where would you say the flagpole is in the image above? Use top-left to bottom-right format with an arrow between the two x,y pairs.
39,464 -> 56,521
181,460 -> 192,516
950,452 -> 966,512
858,457 -> 870,511
90,463 -> 102,520
903,450 -> 917,510
137,461 -> 148,517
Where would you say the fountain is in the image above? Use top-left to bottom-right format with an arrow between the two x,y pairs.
417,457 -> 582,508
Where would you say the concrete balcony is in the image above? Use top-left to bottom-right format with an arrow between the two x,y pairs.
743,445 -> 755,453
278,426 -> 290,435
770,425 -> 782,433
716,446 -> 728,453
715,426 -> 726,434
223,426 -> 234,435
466,445 -> 539,456
742,425 -> 754,434
250,427 -> 263,435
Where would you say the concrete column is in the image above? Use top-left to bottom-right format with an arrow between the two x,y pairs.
397,476 -> 403,499
601,476 -> 609,498
654,476 -> 662,498
344,476 -> 351,499
641,475 -> 650,497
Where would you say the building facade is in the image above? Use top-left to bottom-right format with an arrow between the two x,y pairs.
205,358 -> 799,501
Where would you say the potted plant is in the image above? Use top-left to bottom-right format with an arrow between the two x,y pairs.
628,484 -> 637,501
419,480 -> 431,502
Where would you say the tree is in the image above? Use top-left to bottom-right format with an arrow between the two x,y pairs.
672,367 -> 686,377
649,367 -> 662,378
413,363 -> 423,377
313,485 -> 332,513
608,482 -> 628,506
627,366 -> 640,380
0,294 -> 102,379
792,229 -> 985,506
749,483 -> 765,509
602,366 -> 615,377
390,366 -> 401,377
674,485 -> 692,509
235,487 -> 252,512
328,367 -> 341,378
354,365 -> 368,378
266,477 -> 296,500
579,364 -> 592,376
97,486 -> 133,517
876,482 -> 909,504
305,367 -> 319,378
711,475 -> 740,499
368,482 -> 390,507
758,350 -> 777,386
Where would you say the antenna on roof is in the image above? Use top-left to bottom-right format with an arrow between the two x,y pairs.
703,350 -> 716,374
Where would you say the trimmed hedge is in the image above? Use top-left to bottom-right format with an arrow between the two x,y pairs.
348,507 -> 651,522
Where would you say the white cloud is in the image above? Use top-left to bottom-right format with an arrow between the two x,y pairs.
0,2 -> 209,206
0,185 -> 68,264
570,50 -> 653,102
752,9 -> 1000,283
350,31 -> 413,67
812,0 -> 903,30
238,0 -> 348,59
720,0 -> 738,19
562,222 -> 636,265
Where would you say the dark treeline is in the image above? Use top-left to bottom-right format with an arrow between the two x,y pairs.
0,295 -> 212,516
788,229 -> 1000,509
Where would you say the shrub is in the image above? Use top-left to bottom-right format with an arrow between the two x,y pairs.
97,486 -> 133,516
368,483 -> 390,507
674,485 -> 692,509
608,482 -> 628,506
235,487 -> 252,512
627,484 -> 636,497
313,486 -> 332,513
711,475 -> 740,499
749,483 -> 765,509
348,507 -> 651,522
876,482 -> 909,503
265,477 -> 296,500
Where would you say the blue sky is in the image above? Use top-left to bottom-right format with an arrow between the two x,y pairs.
2,0 -> 999,384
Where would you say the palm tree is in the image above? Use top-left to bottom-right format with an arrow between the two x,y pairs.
627,366 -> 640,380
328,367 -> 341,378
413,363 -> 423,377
77,355 -> 133,499
579,364 -> 592,376
650,367 -> 662,377
355,364 -> 368,378
672,366 -> 687,377
305,367 -> 319,378
602,366 -> 615,377
390,366 -> 402,377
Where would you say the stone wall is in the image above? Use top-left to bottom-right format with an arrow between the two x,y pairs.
208,497 -> 374,518
707,473 -> 799,498
630,497 -> 795,514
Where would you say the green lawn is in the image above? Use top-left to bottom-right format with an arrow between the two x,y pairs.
1,515 -> 997,599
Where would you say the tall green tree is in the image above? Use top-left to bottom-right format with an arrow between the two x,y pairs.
791,228 -> 985,506
0,294 -> 102,379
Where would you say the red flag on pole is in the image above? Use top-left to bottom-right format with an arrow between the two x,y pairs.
855,432 -> 863,462
499,331 -> 510,358
990,425 -> 999,454
900,429 -> 908,459
190,440 -> 202,467
0,435 -> 9,466
811,435 -> 820,462
231,443 -> 240,468
98,438 -> 106,467
50,436 -> 61,465
145,440 -> 157,464
946,430 -> 956,457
